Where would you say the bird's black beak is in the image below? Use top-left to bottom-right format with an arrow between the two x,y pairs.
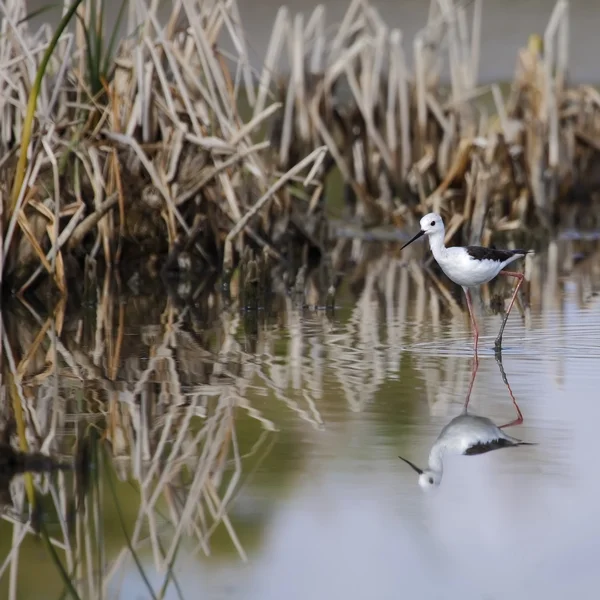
400,229 -> 425,251
398,455 -> 424,475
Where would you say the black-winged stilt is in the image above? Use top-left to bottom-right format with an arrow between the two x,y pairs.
400,212 -> 531,355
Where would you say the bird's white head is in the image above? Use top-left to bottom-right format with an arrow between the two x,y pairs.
400,212 -> 445,251
419,212 -> 444,236
417,470 -> 442,490
398,455 -> 441,490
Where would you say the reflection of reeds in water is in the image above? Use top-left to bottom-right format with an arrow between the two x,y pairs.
0,254 -> 461,595
1,231 -> 600,596
527,238 -> 600,314
326,246 -> 471,413
0,286 -> 286,597
333,234 -> 600,411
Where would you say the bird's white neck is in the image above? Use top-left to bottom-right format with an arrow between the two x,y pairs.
427,444 -> 444,476
427,230 -> 447,261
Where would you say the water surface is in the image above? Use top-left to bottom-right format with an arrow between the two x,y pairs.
2,240 -> 600,599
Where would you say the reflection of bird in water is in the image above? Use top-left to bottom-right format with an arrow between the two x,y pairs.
398,354 -> 536,489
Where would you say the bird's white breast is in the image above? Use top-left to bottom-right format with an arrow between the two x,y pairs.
437,248 -> 505,287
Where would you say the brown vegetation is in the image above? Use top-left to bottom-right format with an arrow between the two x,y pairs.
0,0 -> 599,304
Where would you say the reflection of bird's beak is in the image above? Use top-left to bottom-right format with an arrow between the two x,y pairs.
400,229 -> 425,251
398,455 -> 424,475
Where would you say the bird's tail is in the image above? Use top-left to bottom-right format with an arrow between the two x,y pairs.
507,438 -> 537,447
503,432 -> 537,446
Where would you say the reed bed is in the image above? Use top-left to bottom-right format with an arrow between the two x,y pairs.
268,0 -> 600,248
0,0 -> 329,299
0,0 -> 599,301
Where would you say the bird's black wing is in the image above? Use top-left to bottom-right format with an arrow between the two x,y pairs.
463,438 -> 518,455
465,246 -> 529,263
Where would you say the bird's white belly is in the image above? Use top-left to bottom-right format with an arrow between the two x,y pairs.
438,252 -> 503,287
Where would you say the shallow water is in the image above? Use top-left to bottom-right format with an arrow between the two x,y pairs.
2,240 -> 600,599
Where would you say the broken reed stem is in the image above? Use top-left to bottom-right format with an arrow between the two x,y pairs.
223,145 -> 327,270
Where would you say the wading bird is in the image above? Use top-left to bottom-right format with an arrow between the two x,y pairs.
398,354 -> 535,489
400,212 -> 531,354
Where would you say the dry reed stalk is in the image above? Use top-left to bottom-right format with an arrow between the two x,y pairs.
253,7 -> 287,120
223,145 -> 327,269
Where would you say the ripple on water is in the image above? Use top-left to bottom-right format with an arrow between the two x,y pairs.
400,307 -> 600,360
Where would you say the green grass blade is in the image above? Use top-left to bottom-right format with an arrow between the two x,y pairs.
102,0 -> 128,80
56,555 -> 82,600
10,0 -> 85,214
37,498 -> 83,600
76,12 -> 99,97
92,0 -> 103,95
157,535 -> 184,600
102,444 -> 159,600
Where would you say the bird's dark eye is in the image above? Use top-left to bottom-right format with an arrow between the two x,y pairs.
428,477 -> 434,484
430,221 -> 435,227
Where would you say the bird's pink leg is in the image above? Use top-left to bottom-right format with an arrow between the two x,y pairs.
463,287 -> 479,362
495,353 -> 524,429
463,356 -> 479,412
494,271 -> 525,352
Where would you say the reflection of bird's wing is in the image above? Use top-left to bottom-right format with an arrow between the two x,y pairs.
434,414 -> 510,455
437,414 -> 535,456
463,437 -> 525,455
